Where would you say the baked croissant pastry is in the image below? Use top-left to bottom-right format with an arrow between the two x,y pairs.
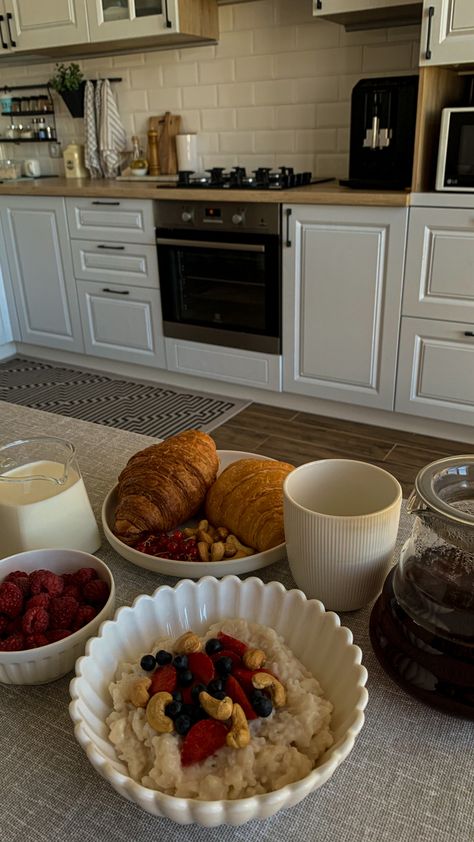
205,458 -> 294,552
113,430 -> 219,544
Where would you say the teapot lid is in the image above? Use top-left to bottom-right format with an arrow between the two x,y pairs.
409,455 -> 474,528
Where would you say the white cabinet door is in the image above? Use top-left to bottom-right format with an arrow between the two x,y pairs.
0,212 -> 18,342
66,197 -> 156,244
403,207 -> 474,323
85,0 -> 177,42
420,0 -> 474,65
165,337 -> 282,391
396,316 -> 474,424
77,280 -> 166,368
0,197 -> 84,352
3,0 -> 89,51
313,0 -> 417,14
71,240 -> 159,289
283,204 -> 408,410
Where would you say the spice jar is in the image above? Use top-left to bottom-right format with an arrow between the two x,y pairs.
10,97 -> 20,114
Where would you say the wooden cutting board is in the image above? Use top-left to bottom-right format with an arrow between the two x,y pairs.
148,112 -> 182,175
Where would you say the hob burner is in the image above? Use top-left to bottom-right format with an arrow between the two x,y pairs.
176,166 -> 316,190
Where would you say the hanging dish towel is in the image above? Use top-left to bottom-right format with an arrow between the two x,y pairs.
99,79 -> 127,179
83,80 -> 103,178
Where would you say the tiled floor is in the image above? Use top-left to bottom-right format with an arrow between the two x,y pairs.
211,403 -> 474,497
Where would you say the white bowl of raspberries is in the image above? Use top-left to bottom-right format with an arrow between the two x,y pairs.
0,548 -> 115,684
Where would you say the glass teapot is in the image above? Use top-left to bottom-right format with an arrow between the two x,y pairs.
0,436 -> 101,559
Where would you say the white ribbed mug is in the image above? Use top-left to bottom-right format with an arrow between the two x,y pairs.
283,459 -> 402,611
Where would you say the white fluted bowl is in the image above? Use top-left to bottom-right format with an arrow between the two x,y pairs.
70,576 -> 368,826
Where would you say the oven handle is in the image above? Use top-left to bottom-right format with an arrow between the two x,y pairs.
156,237 -> 265,253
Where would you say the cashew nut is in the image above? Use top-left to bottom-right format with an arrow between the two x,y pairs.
224,534 -> 255,557
197,519 -> 209,532
197,529 -> 214,545
129,677 -> 151,708
251,672 -> 286,708
216,526 -> 229,540
174,630 -> 202,654
146,691 -> 174,733
243,648 -> 266,670
183,526 -> 197,538
226,703 -> 250,749
199,691 -> 233,721
210,541 -> 225,562
197,541 -> 210,563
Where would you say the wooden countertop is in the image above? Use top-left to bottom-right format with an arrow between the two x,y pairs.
0,177 -> 412,206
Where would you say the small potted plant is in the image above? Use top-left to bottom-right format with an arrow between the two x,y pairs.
49,62 -> 85,118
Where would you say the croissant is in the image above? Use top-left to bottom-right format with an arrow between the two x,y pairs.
113,430 -> 219,544
205,458 -> 294,552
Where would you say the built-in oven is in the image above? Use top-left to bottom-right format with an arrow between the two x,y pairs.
156,201 -> 281,354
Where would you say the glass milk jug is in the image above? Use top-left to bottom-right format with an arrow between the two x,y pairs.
0,437 -> 101,559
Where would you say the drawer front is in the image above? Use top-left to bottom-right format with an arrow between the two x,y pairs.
403,208 -> 474,321
77,280 -> 165,368
66,198 -> 155,243
165,338 -> 282,391
395,316 -> 474,424
71,240 -> 159,289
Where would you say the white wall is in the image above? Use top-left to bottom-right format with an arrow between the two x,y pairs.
0,0 -> 420,177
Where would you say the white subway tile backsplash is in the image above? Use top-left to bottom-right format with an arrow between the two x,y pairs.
131,66 -> 162,89
183,85 -> 218,109
218,82 -> 255,107
233,1 -> 276,32
254,79 -> 293,106
295,129 -> 337,153
295,21 -> 340,51
216,30 -> 253,58
275,104 -> 317,129
163,62 -> 198,88
255,130 -> 294,153
293,76 -> 339,104
148,87 -> 182,111
202,108 -> 236,131
235,55 -> 274,82
362,43 -> 413,73
253,26 -> 296,55
237,106 -> 275,130
218,5 -> 233,34
220,131 -> 254,154
316,101 -> 350,128
199,58 -> 235,85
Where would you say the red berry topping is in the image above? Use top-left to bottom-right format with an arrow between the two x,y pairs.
217,632 -> 248,657
22,607 -> 49,635
72,604 -> 97,631
0,615 -> 8,636
187,652 -> 215,685
225,674 -> 257,720
181,719 -> 228,767
0,582 -> 23,618
211,649 -> 241,669
149,664 -> 177,696
82,579 -> 109,606
62,584 -> 82,601
46,629 -> 72,643
6,616 -> 22,634
5,572 -> 30,596
30,570 -> 64,597
26,593 -> 51,611
49,596 -> 79,630
0,632 -> 25,651
25,633 -> 49,649
72,567 -> 98,587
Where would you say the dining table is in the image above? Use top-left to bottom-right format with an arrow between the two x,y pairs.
0,401 -> 473,842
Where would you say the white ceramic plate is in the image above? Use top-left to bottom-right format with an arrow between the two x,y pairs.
101,450 -> 287,577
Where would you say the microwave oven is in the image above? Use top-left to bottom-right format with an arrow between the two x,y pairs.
436,107 -> 474,191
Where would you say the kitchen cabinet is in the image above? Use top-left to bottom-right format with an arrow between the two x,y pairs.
313,0 -> 421,29
0,212 -> 18,345
420,0 -> 474,65
165,338 -> 282,391
0,0 -> 89,53
85,0 -> 217,47
66,197 -> 156,245
283,204 -> 408,410
0,197 -> 84,352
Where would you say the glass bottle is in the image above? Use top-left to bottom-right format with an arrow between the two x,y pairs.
130,135 -> 148,174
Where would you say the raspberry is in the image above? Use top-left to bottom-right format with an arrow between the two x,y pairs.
61,573 -> 76,587
0,632 -> 25,651
0,615 -> 8,636
30,570 -> 64,597
25,633 -> 49,649
72,604 -> 97,631
22,607 -> 49,635
82,579 -> 109,606
73,567 -> 98,587
5,571 -> 30,596
0,582 -> 23,618
49,596 -> 78,630
26,593 -> 50,611
46,629 -> 71,643
62,584 -> 82,602
6,616 -> 22,634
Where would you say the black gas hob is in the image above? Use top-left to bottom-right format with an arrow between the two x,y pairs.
176,167 -> 331,190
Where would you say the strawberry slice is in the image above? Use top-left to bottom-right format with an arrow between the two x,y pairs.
149,664 -> 177,696
180,719 -> 228,767
211,648 -> 241,669
217,631 -> 248,657
225,674 -> 257,720
187,651 -> 215,684
233,666 -> 280,693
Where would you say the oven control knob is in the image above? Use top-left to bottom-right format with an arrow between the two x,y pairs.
232,213 -> 244,225
181,211 -> 193,223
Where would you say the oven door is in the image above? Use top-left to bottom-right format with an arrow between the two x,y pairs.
156,228 -> 281,353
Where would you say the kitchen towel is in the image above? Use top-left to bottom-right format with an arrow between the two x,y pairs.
83,80 -> 103,178
99,78 -> 127,179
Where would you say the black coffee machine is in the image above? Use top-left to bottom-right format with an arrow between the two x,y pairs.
342,75 -> 419,190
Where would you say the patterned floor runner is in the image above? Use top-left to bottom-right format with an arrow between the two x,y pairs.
0,357 -> 249,439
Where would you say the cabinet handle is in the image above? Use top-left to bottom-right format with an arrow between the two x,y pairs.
464,331 -> 474,337
0,16 -> 8,49
97,244 -> 125,250
425,6 -> 434,60
6,12 -> 16,47
102,288 -> 130,295
164,0 -> 172,28
285,208 -> 292,247
91,200 -> 120,206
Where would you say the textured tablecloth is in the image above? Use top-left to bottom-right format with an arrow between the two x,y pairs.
0,402 -> 473,842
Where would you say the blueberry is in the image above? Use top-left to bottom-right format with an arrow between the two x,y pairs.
165,700 -> 182,719
155,650 -> 172,666
207,678 -> 224,696
140,654 -> 156,672
212,690 -> 227,700
191,682 -> 207,704
174,714 -> 192,736
251,692 -> 273,718
215,656 -> 233,677
171,690 -> 183,703
173,654 -> 188,670
179,668 -> 194,687
205,637 -> 223,656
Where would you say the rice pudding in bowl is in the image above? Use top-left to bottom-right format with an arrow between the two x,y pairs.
70,576 -> 368,825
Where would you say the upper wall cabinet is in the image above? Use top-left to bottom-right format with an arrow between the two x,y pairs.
0,0 -> 218,59
420,0 -> 474,65
313,0 -> 422,30
0,0 -> 89,53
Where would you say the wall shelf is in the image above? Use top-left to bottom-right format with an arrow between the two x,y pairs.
0,137 -> 55,143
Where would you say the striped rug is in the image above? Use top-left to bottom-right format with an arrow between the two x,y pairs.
0,357 -> 249,439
